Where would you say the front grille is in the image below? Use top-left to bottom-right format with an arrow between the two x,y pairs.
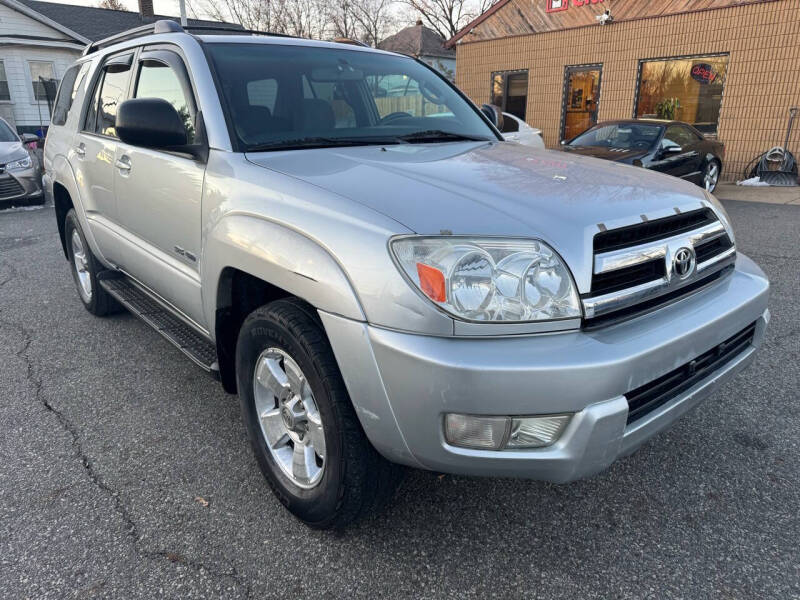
584,208 -> 736,325
591,259 -> 665,296
0,176 -> 24,199
593,208 -> 717,253
625,321 -> 756,424
584,265 -> 733,330
695,235 -> 734,263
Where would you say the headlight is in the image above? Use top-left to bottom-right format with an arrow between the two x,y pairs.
391,236 -> 581,322
5,155 -> 32,171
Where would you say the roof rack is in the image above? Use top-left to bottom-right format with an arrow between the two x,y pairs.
82,20 -> 299,56
331,37 -> 370,48
183,24 -> 296,39
82,19 -> 183,55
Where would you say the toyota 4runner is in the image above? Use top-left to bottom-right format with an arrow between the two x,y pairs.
44,21 -> 770,528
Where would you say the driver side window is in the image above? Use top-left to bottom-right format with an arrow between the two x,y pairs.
135,58 -> 195,143
663,125 -> 693,150
367,74 -> 446,119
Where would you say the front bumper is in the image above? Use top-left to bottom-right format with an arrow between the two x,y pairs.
320,253 -> 769,482
0,166 -> 43,205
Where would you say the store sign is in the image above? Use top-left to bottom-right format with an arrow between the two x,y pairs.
691,63 -> 718,84
546,0 -> 604,12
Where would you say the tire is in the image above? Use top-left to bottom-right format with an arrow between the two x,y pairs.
702,159 -> 721,193
64,209 -> 119,316
236,297 -> 401,529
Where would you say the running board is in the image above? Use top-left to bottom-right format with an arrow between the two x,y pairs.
98,274 -> 220,377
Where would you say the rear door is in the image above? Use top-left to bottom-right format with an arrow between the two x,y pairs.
72,51 -> 135,265
113,47 -> 205,325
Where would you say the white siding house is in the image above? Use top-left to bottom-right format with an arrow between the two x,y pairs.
0,0 -> 87,133
0,0 -> 239,134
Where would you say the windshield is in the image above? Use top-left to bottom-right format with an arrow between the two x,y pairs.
206,43 -> 497,151
0,119 -> 18,142
568,123 -> 662,151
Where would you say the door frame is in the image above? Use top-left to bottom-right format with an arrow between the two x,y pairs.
559,63 -> 603,142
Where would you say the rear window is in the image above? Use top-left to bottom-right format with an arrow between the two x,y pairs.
52,63 -> 88,126
84,56 -> 133,137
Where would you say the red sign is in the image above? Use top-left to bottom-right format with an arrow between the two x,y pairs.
546,0 -> 603,12
691,63 -> 718,85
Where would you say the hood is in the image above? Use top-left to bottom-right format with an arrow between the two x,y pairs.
246,141 -> 710,292
0,141 -> 27,163
561,145 -> 649,163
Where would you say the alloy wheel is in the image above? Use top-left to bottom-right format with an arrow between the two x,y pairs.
704,162 -> 719,191
71,229 -> 93,303
253,348 -> 326,489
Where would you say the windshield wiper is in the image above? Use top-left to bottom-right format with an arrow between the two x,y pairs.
246,136 -> 404,152
396,130 -> 491,143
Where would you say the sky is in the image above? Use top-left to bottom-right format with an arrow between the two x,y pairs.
34,0 -> 198,18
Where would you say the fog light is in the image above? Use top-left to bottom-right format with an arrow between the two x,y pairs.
506,415 -> 571,448
444,414 -> 509,449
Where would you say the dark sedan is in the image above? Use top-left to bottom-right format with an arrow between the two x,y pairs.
561,119 -> 724,192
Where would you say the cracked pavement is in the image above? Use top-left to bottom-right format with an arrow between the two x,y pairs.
0,200 -> 798,599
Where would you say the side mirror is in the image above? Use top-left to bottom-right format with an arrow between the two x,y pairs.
116,98 -> 188,149
480,104 -> 504,132
661,145 -> 683,156
560,140 -> 567,146
21,133 -> 41,144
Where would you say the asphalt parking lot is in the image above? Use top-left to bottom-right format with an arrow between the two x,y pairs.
0,200 -> 798,599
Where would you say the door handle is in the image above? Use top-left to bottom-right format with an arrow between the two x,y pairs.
74,143 -> 85,157
115,156 -> 131,172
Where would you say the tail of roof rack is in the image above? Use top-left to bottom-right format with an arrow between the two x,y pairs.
82,19 -> 183,55
183,24 -> 297,38
82,20 -> 299,56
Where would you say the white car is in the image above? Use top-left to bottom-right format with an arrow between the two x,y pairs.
501,112 -> 544,148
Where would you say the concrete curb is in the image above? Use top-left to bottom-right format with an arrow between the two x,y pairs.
715,183 -> 800,205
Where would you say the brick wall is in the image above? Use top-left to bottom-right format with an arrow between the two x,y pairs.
455,0 -> 800,182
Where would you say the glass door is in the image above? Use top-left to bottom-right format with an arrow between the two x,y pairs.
561,65 -> 602,141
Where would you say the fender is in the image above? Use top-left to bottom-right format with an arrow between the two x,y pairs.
201,213 -> 366,337
51,153 -> 113,268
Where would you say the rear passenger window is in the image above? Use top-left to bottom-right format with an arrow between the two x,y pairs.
84,55 -> 133,137
135,59 -> 195,143
52,63 -> 87,126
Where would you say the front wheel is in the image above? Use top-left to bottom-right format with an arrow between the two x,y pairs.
236,298 -> 401,529
702,160 -> 720,193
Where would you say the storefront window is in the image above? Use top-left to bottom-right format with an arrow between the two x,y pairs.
491,71 -> 528,121
635,55 -> 728,135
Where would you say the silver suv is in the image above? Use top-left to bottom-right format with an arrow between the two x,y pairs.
44,21 -> 770,528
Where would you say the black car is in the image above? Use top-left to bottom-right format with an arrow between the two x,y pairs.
561,119 -> 724,193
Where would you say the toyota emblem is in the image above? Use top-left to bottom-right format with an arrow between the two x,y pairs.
673,247 -> 695,280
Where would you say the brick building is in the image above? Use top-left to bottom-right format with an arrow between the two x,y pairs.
448,0 -> 800,181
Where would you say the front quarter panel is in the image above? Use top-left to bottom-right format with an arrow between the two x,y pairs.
200,151 -> 456,336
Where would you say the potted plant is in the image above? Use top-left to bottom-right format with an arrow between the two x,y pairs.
655,98 -> 681,120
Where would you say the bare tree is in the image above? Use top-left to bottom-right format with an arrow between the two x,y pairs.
352,0 -> 396,47
327,0 -> 360,40
399,0 -> 495,39
197,0 -> 288,32
97,0 -> 125,9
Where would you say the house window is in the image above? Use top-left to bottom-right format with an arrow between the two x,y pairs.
491,70 -> 528,121
29,61 -> 56,102
0,61 -> 10,101
635,55 -> 729,135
